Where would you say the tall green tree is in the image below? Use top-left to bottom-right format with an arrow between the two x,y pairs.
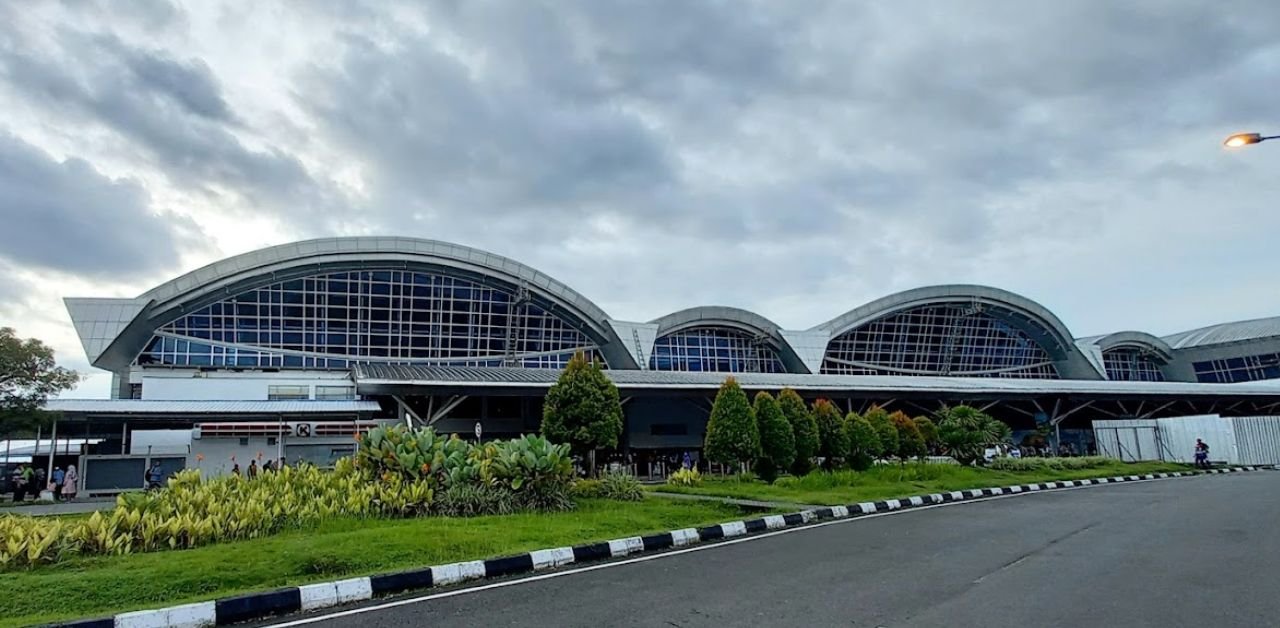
889,411 -> 927,463
863,405 -> 898,462
812,399 -> 848,470
541,352 -> 623,474
1,328 -> 79,436
936,405 -> 1012,466
914,416 -> 940,454
704,377 -> 759,471
752,391 -> 795,483
778,388 -> 819,476
843,412 -> 882,472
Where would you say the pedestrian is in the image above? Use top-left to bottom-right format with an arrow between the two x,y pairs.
144,461 -> 164,490
34,466 -> 46,499
247,460 -> 258,479
62,465 -> 78,501
263,459 -> 275,473
9,465 -> 24,502
21,464 -> 33,500
52,466 -> 65,501
278,456 -> 288,469
1194,438 -> 1211,469
231,463 -> 241,477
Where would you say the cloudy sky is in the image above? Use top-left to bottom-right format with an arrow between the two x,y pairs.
2,0 -> 1280,397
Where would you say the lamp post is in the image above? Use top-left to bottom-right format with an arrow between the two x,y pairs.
1223,132 -> 1279,148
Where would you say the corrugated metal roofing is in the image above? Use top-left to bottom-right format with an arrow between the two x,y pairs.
353,364 -> 1280,397
43,399 -> 382,414
1162,316 -> 1280,349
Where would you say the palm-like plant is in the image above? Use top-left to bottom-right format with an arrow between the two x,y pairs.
936,405 -> 1011,465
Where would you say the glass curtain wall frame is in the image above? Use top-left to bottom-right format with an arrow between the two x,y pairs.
136,269 -> 602,369
820,303 -> 1060,378
649,326 -> 786,373
1100,347 -> 1166,382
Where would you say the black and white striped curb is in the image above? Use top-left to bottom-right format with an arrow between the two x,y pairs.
50,466 -> 1268,628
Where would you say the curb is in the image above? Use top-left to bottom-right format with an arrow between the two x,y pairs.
49,466 -> 1267,627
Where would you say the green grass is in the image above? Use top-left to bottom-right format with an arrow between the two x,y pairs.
652,460 -> 1192,506
0,498 -> 752,627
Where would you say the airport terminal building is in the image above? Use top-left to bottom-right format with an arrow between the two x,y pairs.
47,236 -> 1280,483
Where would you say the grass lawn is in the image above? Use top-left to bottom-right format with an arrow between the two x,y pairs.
1,498 -> 753,627
653,460 -> 1192,506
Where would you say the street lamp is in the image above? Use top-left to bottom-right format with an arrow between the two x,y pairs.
1223,132 -> 1278,148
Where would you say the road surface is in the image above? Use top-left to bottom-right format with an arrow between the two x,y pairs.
268,472 -> 1280,627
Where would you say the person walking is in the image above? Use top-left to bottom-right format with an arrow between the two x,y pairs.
231,463 -> 241,477
52,466 -> 65,501
62,465 -> 78,501
34,466 -> 46,500
247,460 -> 258,480
9,465 -> 24,502
19,465 -> 33,503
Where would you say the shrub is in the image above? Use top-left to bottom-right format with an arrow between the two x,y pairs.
436,484 -> 518,517
541,352 -> 624,474
813,399 -> 848,469
597,471 -> 644,501
0,427 -> 578,572
779,388 -> 819,476
667,468 -> 703,487
704,377 -> 760,470
570,479 -> 604,499
937,405 -> 1012,466
843,413 -> 881,471
889,411 -> 927,463
753,391 -> 796,483
914,416 -> 940,452
772,476 -> 799,488
864,406 -> 898,462
989,456 -> 1112,472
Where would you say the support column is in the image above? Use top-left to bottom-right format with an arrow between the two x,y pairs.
47,419 -> 58,479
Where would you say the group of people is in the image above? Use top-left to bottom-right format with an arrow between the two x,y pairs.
228,457 -> 289,480
7,463 -> 78,502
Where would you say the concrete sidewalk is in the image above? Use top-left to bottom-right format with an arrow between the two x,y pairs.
1,498 -> 114,516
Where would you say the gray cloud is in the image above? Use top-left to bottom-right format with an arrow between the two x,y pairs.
0,26 -> 333,224
4,0 -> 1280,338
0,132 -> 194,276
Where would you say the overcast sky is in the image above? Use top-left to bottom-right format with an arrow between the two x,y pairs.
3,0 -> 1280,398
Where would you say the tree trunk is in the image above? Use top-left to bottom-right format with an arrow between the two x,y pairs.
588,449 -> 597,477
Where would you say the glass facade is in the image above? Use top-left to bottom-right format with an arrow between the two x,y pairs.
649,327 -> 785,373
136,270 -> 601,369
821,304 -> 1060,378
1193,352 -> 1280,383
1101,347 -> 1165,381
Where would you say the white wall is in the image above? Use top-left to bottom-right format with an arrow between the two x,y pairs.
138,369 -> 353,400
130,429 -> 193,455
1157,415 -> 1239,464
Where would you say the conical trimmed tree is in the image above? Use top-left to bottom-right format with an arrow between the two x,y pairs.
704,377 -> 760,472
541,352 -> 624,475
779,388 -> 819,476
812,399 -> 848,470
864,405 -> 898,462
843,412 -> 882,472
752,391 -> 795,483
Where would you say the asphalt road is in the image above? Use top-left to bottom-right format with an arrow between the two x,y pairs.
272,472 -> 1280,628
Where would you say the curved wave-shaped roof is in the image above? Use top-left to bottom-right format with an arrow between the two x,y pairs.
649,306 -> 783,336
812,284 -> 1078,351
86,236 -> 633,370
1085,331 -> 1175,359
1162,316 -> 1280,350
139,237 -> 613,324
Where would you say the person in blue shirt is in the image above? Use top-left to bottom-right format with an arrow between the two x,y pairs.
51,467 -> 65,501
145,461 -> 165,490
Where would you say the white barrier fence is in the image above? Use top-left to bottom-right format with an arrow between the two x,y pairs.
1094,415 -> 1280,465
